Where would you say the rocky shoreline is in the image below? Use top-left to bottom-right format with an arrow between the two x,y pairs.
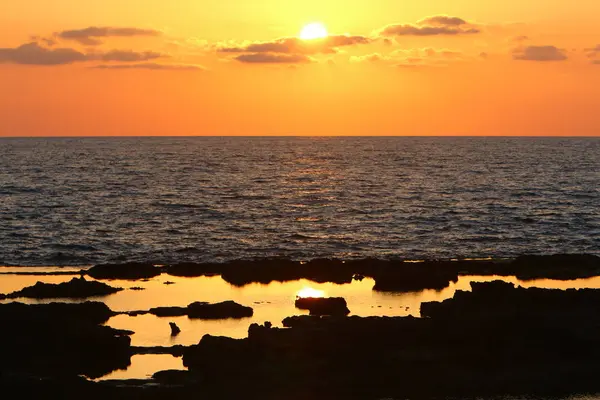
2,254 -> 600,399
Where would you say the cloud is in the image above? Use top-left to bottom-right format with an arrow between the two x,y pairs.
0,42 -> 167,66
380,15 -> 480,37
513,45 -> 567,61
234,53 -> 313,64
57,26 -> 161,46
219,35 -> 372,55
98,50 -> 163,62
0,42 -> 87,65
351,48 -> 470,68
350,53 -> 390,63
93,63 -> 205,70
585,45 -> 600,57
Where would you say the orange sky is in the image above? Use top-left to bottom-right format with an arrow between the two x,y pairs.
1,0 -> 599,136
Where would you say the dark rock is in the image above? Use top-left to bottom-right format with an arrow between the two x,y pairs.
371,261 -> 459,292
295,297 -> 350,316
163,281 -> 176,285
149,306 -> 188,317
132,345 -> 186,357
165,262 -> 223,277
130,286 -> 145,291
152,369 -> 198,385
509,254 -> 600,280
187,301 -> 253,319
87,263 -> 162,280
0,302 -> 131,379
5,277 -> 122,299
182,283 -> 600,399
146,301 -> 253,319
170,322 -> 181,336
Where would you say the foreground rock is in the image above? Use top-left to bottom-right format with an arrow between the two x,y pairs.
137,301 -> 254,319
0,302 -> 131,379
5,277 -> 122,299
87,263 -> 162,280
295,297 -> 350,316
182,282 -> 600,399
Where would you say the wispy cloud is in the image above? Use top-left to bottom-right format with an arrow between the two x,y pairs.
57,26 -> 161,46
380,15 -> 480,37
93,63 -> 205,70
512,45 -> 568,61
234,53 -> 313,64
0,42 -> 166,66
219,35 -> 372,55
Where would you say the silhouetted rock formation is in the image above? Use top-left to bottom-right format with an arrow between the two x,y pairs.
165,262 -> 223,278
187,301 -> 253,319
370,261 -> 460,291
0,302 -> 131,379
5,277 -> 122,299
169,322 -> 181,336
509,254 -> 600,280
295,297 -> 350,316
87,262 -> 162,280
182,282 -> 600,399
138,301 -> 253,320
152,369 -> 198,385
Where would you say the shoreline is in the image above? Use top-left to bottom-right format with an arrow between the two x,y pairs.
3,255 -> 600,399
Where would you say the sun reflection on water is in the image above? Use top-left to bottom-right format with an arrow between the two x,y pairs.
296,286 -> 326,299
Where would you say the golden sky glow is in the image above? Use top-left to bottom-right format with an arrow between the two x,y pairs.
1,1 -> 600,136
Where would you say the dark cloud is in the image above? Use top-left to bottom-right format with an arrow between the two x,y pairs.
0,42 -> 87,65
234,53 -> 312,64
0,42 -> 166,66
93,63 -> 204,70
380,15 -> 480,37
98,50 -> 163,62
57,26 -> 161,45
219,35 -> 372,55
513,45 -> 567,61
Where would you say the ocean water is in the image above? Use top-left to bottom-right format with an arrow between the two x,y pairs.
0,137 -> 598,266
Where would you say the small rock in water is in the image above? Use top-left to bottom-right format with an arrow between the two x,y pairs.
169,322 -> 181,336
163,281 -> 176,285
130,287 -> 145,291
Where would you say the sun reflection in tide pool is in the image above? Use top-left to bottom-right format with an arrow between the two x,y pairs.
296,286 -> 326,299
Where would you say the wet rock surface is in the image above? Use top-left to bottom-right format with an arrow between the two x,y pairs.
5,277 -> 122,299
0,302 -> 131,379
295,297 -> 350,316
87,263 -> 162,280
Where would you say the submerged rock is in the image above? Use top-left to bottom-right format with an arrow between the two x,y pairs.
87,262 -> 162,280
295,297 -> 350,316
5,277 -> 122,299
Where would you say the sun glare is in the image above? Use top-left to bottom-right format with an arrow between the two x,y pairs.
299,22 -> 328,40
297,286 -> 326,299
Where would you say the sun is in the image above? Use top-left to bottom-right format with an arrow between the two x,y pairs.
299,22 -> 328,40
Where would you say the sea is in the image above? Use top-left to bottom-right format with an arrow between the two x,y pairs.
0,136 -> 598,266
